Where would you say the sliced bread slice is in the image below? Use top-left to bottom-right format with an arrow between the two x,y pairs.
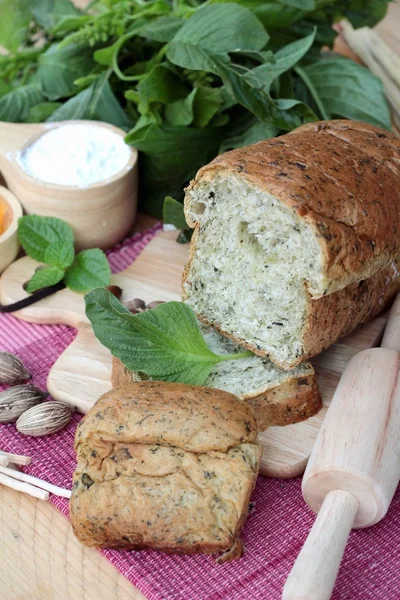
111,324 -> 321,431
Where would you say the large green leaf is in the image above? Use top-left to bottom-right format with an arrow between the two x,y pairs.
165,87 -> 222,128
31,0 -> 81,30
244,29 -> 316,92
47,72 -> 131,129
220,114 -> 278,152
85,291 -> 251,385
302,56 -> 391,129
172,3 -> 269,54
0,0 -> 30,51
137,64 -> 188,104
137,15 -> 185,42
38,43 -> 96,100
0,85 -> 44,122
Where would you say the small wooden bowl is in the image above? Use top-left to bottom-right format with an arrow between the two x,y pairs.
0,187 -> 23,274
0,121 -> 138,251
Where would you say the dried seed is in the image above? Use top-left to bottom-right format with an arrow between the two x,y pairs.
146,301 -> 165,309
0,352 -> 31,385
107,285 -> 123,299
16,401 -> 73,437
124,298 -> 146,313
0,385 -> 47,423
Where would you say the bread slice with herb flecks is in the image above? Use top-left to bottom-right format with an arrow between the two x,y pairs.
111,323 -> 321,431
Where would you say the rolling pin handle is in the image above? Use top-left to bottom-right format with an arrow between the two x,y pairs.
381,293 -> 400,352
282,490 -> 359,600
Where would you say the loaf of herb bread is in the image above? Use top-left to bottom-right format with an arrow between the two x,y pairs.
70,381 -> 261,562
112,323 -> 321,430
183,120 -> 400,370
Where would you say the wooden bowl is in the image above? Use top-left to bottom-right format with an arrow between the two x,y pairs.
0,121 -> 138,251
0,187 -> 23,274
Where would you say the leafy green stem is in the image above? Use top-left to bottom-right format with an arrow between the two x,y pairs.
217,350 -> 254,361
294,65 -> 329,121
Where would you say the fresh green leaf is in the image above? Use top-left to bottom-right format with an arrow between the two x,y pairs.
31,0 -> 81,30
18,215 -> 74,263
301,55 -> 391,129
47,72 -> 131,129
85,291 -> 252,385
64,249 -> 111,293
165,91 -> 195,126
0,0 -> 30,52
25,265 -> 65,294
93,42 -> 119,67
165,87 -> 221,128
51,15 -> 91,35
339,0 -> 390,29
37,43 -> 95,100
192,87 -> 223,128
244,29 -> 316,92
166,41 -> 228,73
138,15 -> 184,42
220,115 -> 278,152
44,240 -> 75,269
24,102 -> 62,123
137,64 -> 188,104
0,85 -> 44,122
172,4 -> 269,54
163,196 -> 187,230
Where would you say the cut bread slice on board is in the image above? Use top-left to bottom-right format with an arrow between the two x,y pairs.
112,324 -> 321,431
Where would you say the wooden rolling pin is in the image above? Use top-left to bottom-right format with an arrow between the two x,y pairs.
283,294 -> 400,600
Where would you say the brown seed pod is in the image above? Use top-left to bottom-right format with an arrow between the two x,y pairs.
0,352 -> 31,385
0,385 -> 47,423
16,401 -> 73,437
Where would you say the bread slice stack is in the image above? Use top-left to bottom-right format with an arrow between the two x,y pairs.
181,120 -> 400,427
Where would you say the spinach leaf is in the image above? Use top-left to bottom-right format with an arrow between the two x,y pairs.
165,87 -> 222,128
37,43 -> 96,100
0,85 -> 44,122
219,114 -> 278,152
0,0 -> 31,52
137,15 -> 185,42
47,72 -> 131,129
244,29 -> 316,92
85,291 -> 252,386
172,3 -> 269,54
163,196 -> 188,230
301,55 -> 391,128
24,102 -> 62,123
31,0 -> 82,30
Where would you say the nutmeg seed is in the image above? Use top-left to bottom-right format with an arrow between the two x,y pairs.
0,385 -> 47,423
16,401 -> 73,437
0,352 -> 31,385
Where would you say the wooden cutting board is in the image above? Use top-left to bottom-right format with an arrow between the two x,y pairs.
0,230 -> 387,478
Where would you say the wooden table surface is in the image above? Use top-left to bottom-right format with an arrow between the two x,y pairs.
1,5 -> 400,599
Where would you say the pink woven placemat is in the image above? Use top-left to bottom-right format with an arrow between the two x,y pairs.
1,224 -> 399,600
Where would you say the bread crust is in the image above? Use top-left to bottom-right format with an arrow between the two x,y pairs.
112,357 -> 322,431
183,120 -> 400,369
70,382 -> 260,561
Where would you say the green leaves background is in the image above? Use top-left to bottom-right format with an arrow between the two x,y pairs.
0,0 -> 392,216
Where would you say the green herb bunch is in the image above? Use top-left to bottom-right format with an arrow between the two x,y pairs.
0,0 -> 392,219
18,215 -> 111,293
